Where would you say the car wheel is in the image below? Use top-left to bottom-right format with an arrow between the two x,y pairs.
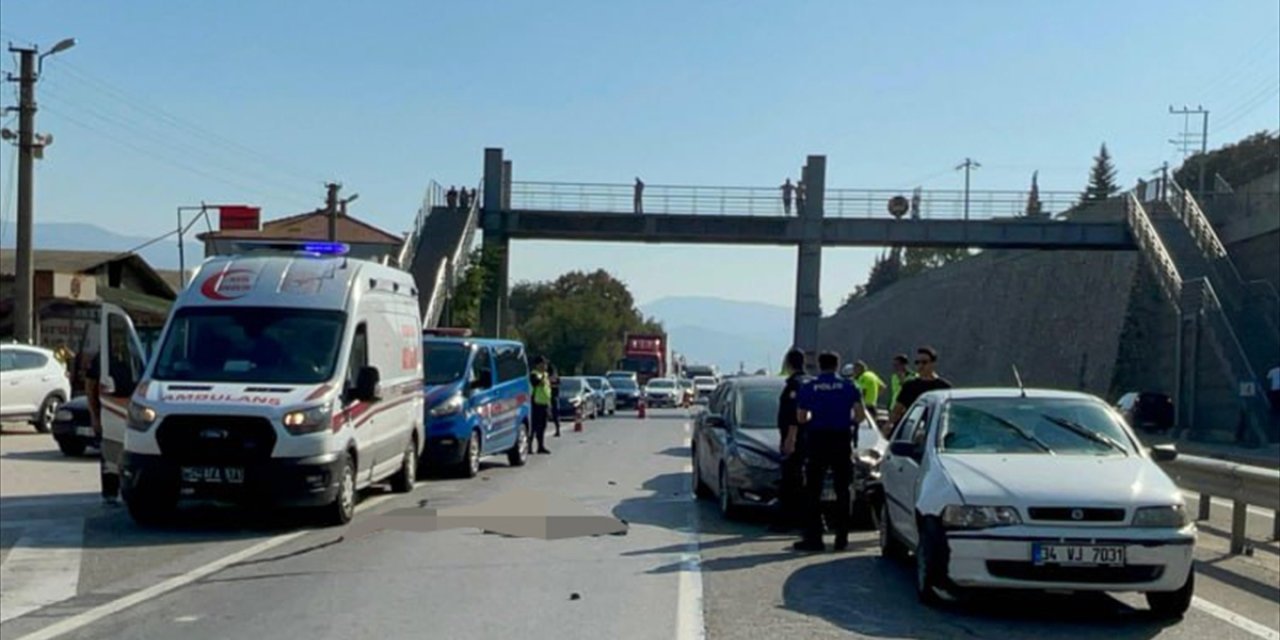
718,466 -> 740,520
34,394 -> 62,434
691,449 -> 713,499
459,430 -> 481,478
915,517 -> 952,607
389,435 -> 417,494
878,501 -> 909,563
1146,568 -> 1195,618
324,456 -> 357,526
55,436 -> 87,457
508,423 -> 530,467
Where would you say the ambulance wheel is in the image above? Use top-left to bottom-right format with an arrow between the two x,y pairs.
325,456 -> 357,526
124,481 -> 175,527
508,423 -> 530,467
389,434 -> 417,494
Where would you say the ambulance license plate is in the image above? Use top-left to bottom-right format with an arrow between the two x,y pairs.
181,466 -> 245,484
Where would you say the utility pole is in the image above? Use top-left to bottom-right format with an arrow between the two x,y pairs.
955,158 -> 980,221
325,182 -> 341,241
5,38 -> 75,343
1169,105 -> 1210,196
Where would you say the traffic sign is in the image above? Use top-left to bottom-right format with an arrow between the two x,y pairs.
888,195 -> 910,218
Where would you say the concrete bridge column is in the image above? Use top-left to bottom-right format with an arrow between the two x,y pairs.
793,155 -> 825,362
481,148 -> 510,337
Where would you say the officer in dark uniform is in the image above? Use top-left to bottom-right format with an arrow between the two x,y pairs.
771,348 -> 809,532
794,351 -> 866,552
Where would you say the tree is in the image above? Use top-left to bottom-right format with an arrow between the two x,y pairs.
901,246 -> 972,278
1174,130 -> 1279,192
1025,171 -> 1043,217
864,248 -> 903,297
445,245 -> 503,332
509,270 -> 661,374
1082,143 -> 1119,202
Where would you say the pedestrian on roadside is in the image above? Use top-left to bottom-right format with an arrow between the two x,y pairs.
634,177 -> 645,214
446,186 -> 459,209
1267,363 -> 1280,422
550,364 -> 563,437
796,180 -> 806,215
888,354 -> 916,414
852,360 -> 887,422
528,356 -> 552,454
793,351 -> 866,552
889,346 -> 952,426
781,178 -> 795,215
458,187 -> 471,210
772,348 -> 809,533
78,347 -> 119,505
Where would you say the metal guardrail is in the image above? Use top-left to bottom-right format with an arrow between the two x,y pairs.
508,180 -> 1082,220
1125,194 -> 1183,304
397,181 -> 445,269
1158,453 -> 1280,553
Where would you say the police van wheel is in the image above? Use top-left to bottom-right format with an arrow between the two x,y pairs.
389,435 -> 417,494
508,424 -> 530,467
459,431 -> 481,479
325,457 -> 357,526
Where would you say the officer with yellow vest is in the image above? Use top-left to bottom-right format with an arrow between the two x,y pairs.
528,356 -> 553,455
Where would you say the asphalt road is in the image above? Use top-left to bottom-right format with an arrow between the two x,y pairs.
1,411 -> 1278,640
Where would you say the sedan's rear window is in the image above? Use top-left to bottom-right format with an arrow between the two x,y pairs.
940,397 -> 1135,456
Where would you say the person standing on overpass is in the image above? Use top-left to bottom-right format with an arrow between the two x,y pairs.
793,351 -> 866,552
773,349 -> 809,533
780,178 -> 795,215
890,346 -> 952,426
634,178 -> 645,214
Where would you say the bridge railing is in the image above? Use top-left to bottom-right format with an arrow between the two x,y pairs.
508,180 -> 1081,220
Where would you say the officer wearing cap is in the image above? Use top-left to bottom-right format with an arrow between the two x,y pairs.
793,351 -> 867,552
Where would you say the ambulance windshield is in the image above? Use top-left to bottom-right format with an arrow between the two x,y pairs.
152,307 -> 346,384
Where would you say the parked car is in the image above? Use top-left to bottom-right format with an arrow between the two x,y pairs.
50,396 -> 98,457
878,387 -> 1195,617
558,377 -> 598,419
1115,391 -> 1174,433
421,336 -> 533,478
0,343 -> 71,433
643,377 -> 682,408
691,376 -> 887,528
612,377 -> 641,409
584,376 -> 617,416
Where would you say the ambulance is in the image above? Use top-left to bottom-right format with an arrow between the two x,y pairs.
120,241 -> 424,526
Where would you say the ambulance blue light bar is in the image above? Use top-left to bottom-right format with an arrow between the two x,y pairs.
301,242 -> 350,255
230,241 -> 350,256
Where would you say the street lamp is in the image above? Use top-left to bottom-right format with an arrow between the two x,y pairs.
37,38 -> 76,74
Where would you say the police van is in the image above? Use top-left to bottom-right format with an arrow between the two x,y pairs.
121,241 -> 424,525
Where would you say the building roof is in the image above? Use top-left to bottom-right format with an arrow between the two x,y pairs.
0,249 -> 176,300
197,210 -> 403,246
155,270 -> 187,293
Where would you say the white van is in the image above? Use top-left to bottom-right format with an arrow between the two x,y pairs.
121,242 -> 424,525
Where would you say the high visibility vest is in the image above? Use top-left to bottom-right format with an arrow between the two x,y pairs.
890,372 -> 917,408
531,372 -> 552,405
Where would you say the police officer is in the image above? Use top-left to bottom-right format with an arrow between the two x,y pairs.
772,349 -> 809,532
794,351 -> 867,552
528,357 -> 552,455
549,364 -> 563,437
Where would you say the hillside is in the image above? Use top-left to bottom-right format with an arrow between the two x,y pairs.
1,222 -> 183,270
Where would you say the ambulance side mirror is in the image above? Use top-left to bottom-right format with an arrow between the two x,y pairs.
354,366 -> 381,402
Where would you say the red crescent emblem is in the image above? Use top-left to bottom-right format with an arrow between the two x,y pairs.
200,269 -> 255,300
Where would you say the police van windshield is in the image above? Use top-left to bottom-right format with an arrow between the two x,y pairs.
423,342 -> 470,386
152,307 -> 345,384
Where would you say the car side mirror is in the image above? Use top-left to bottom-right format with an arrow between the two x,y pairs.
354,366 -> 381,402
889,441 -> 921,459
1150,444 -> 1178,462
705,415 -> 727,430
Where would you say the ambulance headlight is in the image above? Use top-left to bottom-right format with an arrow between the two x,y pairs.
283,403 -> 332,435
127,402 -> 158,432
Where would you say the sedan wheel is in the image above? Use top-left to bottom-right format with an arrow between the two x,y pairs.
718,467 -> 739,520
35,394 -> 62,434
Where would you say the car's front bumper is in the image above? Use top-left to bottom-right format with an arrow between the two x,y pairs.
945,525 -> 1196,592
121,451 -> 346,507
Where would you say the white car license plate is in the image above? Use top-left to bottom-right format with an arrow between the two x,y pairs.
1032,543 -> 1125,566
181,466 -> 245,484
75,427 -> 96,437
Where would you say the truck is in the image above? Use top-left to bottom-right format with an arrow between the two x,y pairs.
617,332 -> 668,386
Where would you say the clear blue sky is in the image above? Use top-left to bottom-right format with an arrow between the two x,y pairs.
2,0 -> 1277,310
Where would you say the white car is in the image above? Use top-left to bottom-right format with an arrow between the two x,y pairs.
0,344 -> 71,433
878,388 -> 1195,618
643,378 -> 681,407
692,376 -> 718,397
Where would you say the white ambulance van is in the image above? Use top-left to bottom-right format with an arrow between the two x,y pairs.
121,241 -> 423,525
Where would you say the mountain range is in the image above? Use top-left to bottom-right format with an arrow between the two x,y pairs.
0,221 -> 184,271
640,296 -> 792,374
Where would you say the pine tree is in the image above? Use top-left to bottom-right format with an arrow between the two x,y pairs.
1083,143 -> 1119,202
1025,170 -> 1043,217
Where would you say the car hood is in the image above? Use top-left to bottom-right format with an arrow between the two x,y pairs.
425,382 -> 464,406
939,454 -> 1181,507
736,428 -> 782,462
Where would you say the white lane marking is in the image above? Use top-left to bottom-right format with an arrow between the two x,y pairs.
683,437 -> 692,448
13,493 -> 395,640
0,520 -> 84,623
172,615 -> 200,623
1181,491 -> 1275,519
683,422 -> 691,435
1191,596 -> 1280,640
676,462 -> 705,640
0,497 -> 104,510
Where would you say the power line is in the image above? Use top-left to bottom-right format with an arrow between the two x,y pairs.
1215,79 -> 1280,133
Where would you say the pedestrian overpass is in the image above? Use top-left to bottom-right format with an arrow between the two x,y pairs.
399,148 -> 1278,444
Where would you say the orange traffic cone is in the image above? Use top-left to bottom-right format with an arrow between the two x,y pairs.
637,397 -> 647,419
574,406 -> 584,432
